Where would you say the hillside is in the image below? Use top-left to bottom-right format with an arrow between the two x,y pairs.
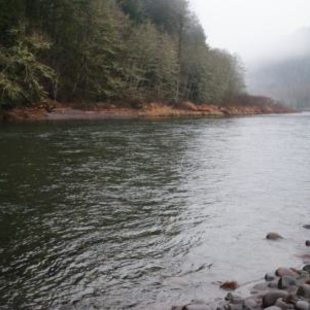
0,0 -> 245,109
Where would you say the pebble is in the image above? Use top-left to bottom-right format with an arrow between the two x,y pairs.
296,284 -> 310,298
276,268 -> 299,277
275,298 -> 294,310
266,233 -> 283,240
172,266 -> 310,310
278,276 -> 297,289
262,290 -> 289,308
295,301 -> 310,310
225,293 -> 243,304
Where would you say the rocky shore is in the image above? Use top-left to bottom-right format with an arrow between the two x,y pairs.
0,99 -> 296,122
172,233 -> 310,310
172,265 -> 310,310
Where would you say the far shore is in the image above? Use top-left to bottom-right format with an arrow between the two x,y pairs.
0,100 -> 297,122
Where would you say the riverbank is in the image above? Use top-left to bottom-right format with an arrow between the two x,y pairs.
0,98 -> 296,122
172,264 -> 310,310
172,232 -> 310,310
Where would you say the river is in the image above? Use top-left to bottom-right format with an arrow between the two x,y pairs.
0,113 -> 310,309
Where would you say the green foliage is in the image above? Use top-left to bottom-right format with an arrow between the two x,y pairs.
121,22 -> 179,101
0,28 -> 56,107
202,49 -> 245,103
0,0 -> 245,107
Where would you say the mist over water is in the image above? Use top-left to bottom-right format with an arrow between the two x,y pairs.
190,0 -> 310,108
245,27 -> 310,108
1,115 -> 310,309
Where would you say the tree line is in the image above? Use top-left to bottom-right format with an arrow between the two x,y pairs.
0,0 -> 245,108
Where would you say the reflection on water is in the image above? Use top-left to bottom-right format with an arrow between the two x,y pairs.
0,114 -> 310,309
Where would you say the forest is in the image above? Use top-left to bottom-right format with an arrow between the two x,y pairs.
0,0 -> 245,108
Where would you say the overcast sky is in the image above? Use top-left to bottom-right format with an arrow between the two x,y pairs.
189,0 -> 310,63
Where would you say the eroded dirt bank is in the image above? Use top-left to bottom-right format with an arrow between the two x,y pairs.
0,100 -> 296,122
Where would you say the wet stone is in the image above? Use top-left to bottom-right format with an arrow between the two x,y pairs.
278,276 -> 297,289
275,298 -> 294,310
276,268 -> 299,277
263,290 -> 289,308
225,293 -> 243,304
266,233 -> 283,240
295,301 -> 310,310
296,284 -> 310,299
243,297 -> 260,310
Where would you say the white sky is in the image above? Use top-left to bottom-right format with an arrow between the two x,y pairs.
189,0 -> 310,63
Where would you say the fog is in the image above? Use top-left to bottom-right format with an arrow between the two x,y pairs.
190,0 -> 310,107
190,0 -> 310,64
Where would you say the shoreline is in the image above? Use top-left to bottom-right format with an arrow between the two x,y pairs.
0,101 -> 297,122
171,233 -> 310,310
171,264 -> 310,310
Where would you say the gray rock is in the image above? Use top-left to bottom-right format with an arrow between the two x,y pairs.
296,284 -> 310,298
276,268 -> 299,277
278,276 -> 297,289
263,290 -> 289,308
295,301 -> 310,310
266,233 -> 283,240
305,241 -> 310,247
303,225 -> 310,230
303,265 -> 310,274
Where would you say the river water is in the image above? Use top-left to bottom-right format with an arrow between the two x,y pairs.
0,113 -> 310,309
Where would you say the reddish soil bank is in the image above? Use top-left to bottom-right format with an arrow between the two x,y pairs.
0,100 -> 296,122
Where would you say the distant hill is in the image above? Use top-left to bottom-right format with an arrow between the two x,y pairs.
247,28 -> 310,109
